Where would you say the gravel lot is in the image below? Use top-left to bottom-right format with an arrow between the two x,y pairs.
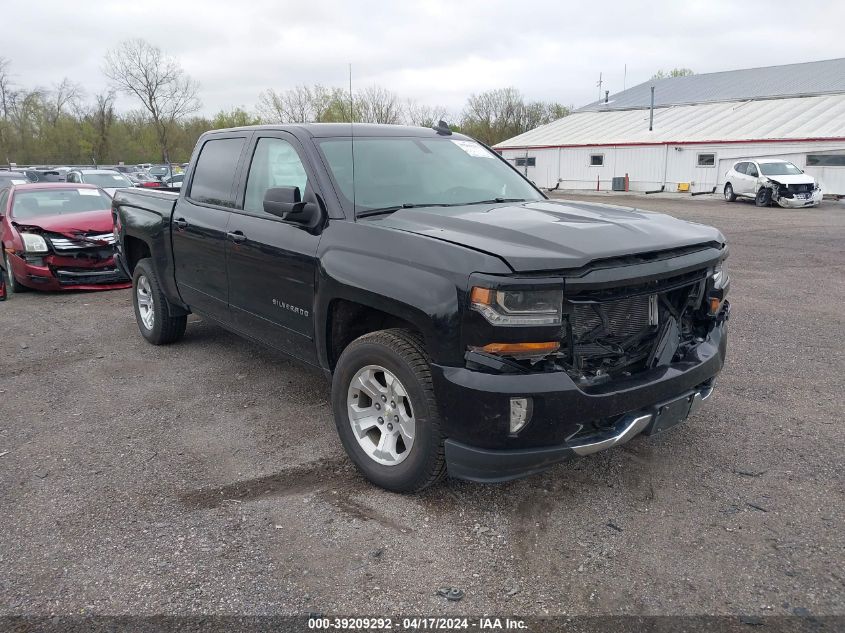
1,194 -> 843,619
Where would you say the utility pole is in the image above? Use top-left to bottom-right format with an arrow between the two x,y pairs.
596,72 -> 603,103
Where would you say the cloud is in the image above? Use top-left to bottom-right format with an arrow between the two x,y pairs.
4,0 -> 844,116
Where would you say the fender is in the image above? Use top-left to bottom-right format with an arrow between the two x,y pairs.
313,220 -> 512,371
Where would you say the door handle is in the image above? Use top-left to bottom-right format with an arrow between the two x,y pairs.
173,217 -> 188,229
227,230 -> 246,244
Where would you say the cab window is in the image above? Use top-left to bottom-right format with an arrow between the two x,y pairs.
243,137 -> 308,215
188,137 -> 246,208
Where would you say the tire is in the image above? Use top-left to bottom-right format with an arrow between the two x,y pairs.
723,183 -> 737,202
331,328 -> 446,493
755,188 -> 772,207
3,250 -> 26,294
132,258 -> 187,345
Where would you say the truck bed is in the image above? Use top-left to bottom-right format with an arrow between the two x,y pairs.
112,188 -> 179,219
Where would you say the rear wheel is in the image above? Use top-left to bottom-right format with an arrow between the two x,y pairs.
3,250 -> 26,294
132,258 -> 187,345
331,328 -> 446,492
723,183 -> 737,202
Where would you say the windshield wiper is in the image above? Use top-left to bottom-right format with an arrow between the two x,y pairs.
356,198 -> 528,218
356,202 -> 458,218
463,197 -> 527,205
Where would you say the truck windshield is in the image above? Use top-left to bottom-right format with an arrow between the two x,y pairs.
316,136 -> 543,214
11,189 -> 111,219
759,162 -> 803,176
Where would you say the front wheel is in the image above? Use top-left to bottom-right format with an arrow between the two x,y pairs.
755,188 -> 772,207
3,250 -> 26,294
724,183 -> 737,202
132,258 -> 187,345
331,329 -> 446,492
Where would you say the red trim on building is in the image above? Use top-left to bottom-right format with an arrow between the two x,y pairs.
495,137 -> 845,151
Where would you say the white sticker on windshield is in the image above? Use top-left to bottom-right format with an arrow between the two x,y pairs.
11,179 -> 26,184
451,140 -> 494,158
113,175 -> 124,180
78,188 -> 100,196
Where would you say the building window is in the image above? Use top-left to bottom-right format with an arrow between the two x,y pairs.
589,154 -> 604,166
697,153 -> 715,167
515,157 -> 536,167
806,154 -> 845,167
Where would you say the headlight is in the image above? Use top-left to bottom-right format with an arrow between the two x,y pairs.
21,233 -> 48,253
712,262 -> 728,289
471,286 -> 563,326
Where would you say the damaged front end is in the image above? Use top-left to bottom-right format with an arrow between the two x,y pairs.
465,245 -> 730,385
762,180 -> 822,208
9,223 -> 129,290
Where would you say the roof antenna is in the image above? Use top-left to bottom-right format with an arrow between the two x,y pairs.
349,63 -> 356,217
432,120 -> 452,135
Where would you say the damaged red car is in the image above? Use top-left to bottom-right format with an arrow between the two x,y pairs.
0,183 -> 130,293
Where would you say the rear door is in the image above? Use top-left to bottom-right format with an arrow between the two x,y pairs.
745,161 -> 761,194
172,133 -> 250,322
731,162 -> 748,194
225,132 -> 322,364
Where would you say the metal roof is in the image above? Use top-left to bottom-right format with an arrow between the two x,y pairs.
495,93 -> 845,149
579,58 -> 845,112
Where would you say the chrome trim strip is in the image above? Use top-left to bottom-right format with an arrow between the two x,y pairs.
570,413 -> 653,456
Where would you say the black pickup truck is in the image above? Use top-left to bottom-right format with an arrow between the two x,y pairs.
113,123 -> 730,492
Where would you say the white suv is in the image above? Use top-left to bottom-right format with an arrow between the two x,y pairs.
724,159 -> 821,208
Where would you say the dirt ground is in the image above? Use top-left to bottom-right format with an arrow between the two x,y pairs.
0,193 -> 843,619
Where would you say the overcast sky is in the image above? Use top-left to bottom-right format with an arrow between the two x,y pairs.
5,0 -> 845,117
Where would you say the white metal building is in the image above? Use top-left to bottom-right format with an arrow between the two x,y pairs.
495,58 -> 845,195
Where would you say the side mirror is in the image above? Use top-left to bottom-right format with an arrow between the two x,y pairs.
262,186 -> 324,232
263,186 -> 304,217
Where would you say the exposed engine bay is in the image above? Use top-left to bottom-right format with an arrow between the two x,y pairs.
466,267 -> 728,387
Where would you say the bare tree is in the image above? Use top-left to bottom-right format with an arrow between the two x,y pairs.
460,87 -> 569,145
103,39 -> 200,161
258,85 -> 314,123
89,90 -> 116,163
405,100 -> 449,127
0,57 -> 13,121
49,78 -> 84,124
356,86 -> 402,124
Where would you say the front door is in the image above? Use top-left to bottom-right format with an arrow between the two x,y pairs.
226,133 -> 322,364
172,134 -> 249,322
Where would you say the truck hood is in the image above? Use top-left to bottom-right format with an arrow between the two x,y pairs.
372,199 -> 725,272
766,174 -> 816,186
12,209 -> 114,236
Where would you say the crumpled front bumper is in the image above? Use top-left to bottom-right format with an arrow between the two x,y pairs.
6,252 -> 130,291
444,380 -> 715,482
432,312 -> 729,483
776,189 -> 822,208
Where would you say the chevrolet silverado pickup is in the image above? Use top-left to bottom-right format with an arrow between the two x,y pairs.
112,123 -> 730,492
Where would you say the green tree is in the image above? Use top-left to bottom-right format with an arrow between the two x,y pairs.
651,68 -> 695,80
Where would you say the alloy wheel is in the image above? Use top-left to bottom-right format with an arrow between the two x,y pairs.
136,275 -> 155,330
346,364 -> 416,466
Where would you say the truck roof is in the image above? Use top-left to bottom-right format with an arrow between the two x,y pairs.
206,122 -> 469,140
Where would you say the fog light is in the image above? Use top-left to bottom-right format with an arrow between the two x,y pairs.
510,397 -> 533,434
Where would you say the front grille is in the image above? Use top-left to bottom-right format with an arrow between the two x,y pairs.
561,274 -> 706,381
49,233 -> 115,252
571,295 -> 653,339
55,267 -> 126,285
786,183 -> 813,194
